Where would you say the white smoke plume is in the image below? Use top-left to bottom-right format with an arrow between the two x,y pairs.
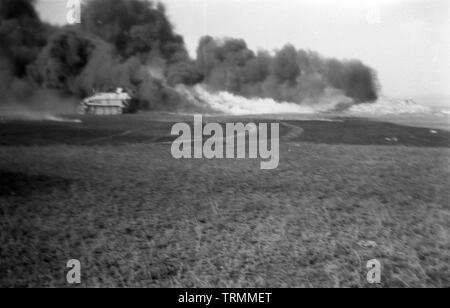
348,96 -> 433,115
176,84 -> 354,115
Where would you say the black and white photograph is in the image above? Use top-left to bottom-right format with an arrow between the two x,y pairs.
0,0 -> 449,290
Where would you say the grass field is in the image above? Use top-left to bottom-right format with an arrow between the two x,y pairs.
0,112 -> 449,287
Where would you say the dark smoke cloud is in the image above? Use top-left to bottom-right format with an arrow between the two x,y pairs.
22,0 -> 192,111
0,0 -> 53,78
30,29 -> 96,94
0,0 -> 380,114
0,0 -> 51,77
0,0 -> 55,104
81,0 -> 188,62
196,36 -> 379,104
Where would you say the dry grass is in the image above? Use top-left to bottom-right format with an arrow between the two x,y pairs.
0,114 -> 449,287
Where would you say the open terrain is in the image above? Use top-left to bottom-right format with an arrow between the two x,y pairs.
0,112 -> 449,287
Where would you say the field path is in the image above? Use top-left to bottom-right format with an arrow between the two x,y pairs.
280,122 -> 305,141
81,119 -> 305,146
162,121 -> 304,145
84,128 -> 149,145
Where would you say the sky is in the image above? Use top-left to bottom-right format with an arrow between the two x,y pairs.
36,0 -> 450,106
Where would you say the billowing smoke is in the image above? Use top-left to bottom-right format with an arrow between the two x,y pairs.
29,0 -> 194,111
0,0 -> 381,116
196,37 -> 379,106
0,0 -> 53,99
81,0 -> 187,61
0,0 -> 70,119
0,0 -> 51,78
